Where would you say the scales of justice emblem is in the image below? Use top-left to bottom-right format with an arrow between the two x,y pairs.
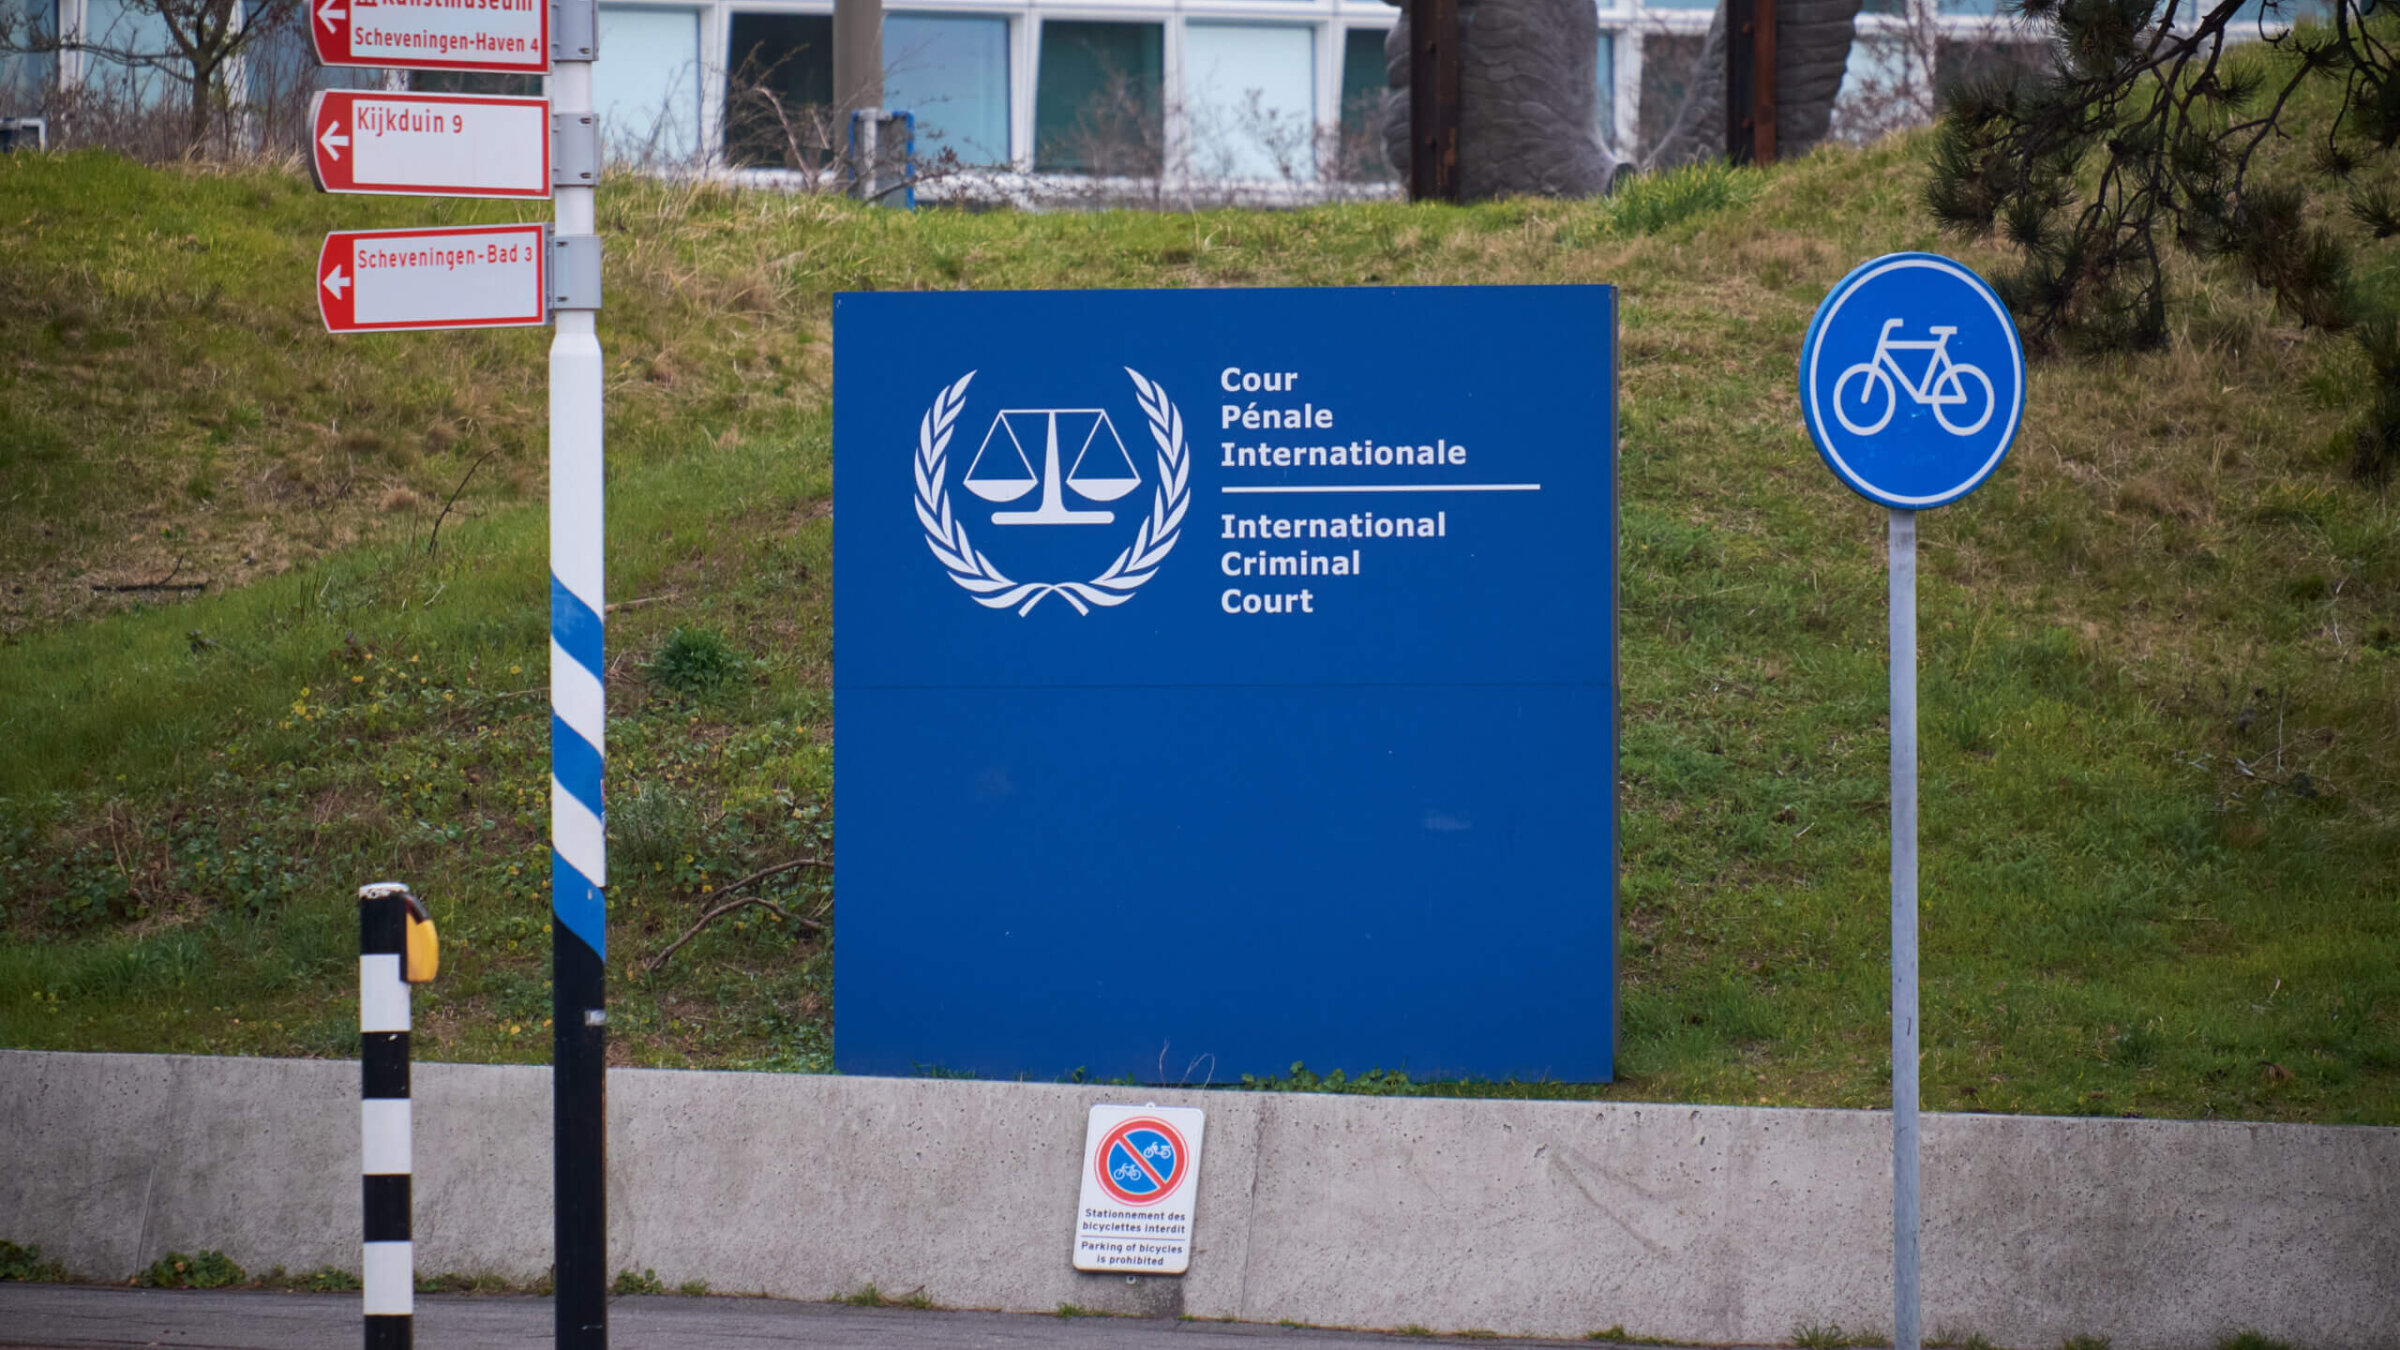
965,409 -> 1141,525
914,368 -> 1191,615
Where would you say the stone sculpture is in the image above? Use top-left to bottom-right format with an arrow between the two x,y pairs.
1381,0 -> 1627,200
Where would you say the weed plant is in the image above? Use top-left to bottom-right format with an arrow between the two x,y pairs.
137,1250 -> 244,1289
0,1241 -> 73,1283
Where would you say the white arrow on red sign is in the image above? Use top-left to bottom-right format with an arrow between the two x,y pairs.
309,0 -> 548,75
319,224 -> 549,334
309,90 -> 551,199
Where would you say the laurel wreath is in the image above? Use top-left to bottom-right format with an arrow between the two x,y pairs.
914,367 -> 1190,616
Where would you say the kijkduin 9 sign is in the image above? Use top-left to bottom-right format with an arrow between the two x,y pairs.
309,90 -> 551,199
833,287 -> 1619,1082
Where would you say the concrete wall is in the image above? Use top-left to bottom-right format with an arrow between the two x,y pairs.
1,1049 -> 2393,1348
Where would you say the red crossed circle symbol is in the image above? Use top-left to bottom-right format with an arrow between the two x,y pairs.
1093,1117 -> 1190,1207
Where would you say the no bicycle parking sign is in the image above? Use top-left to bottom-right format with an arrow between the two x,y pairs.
1074,1104 -> 1208,1273
833,286 -> 1619,1083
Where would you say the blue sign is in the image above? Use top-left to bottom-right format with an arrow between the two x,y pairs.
1799,253 -> 2025,509
833,286 -> 1617,1082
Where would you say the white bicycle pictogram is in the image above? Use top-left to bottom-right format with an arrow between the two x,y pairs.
1833,318 -> 1995,437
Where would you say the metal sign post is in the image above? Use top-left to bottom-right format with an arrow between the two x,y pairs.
1798,254 -> 2024,1350
307,3 -> 601,1341
1887,505 -> 1919,1348
547,4 -> 607,1347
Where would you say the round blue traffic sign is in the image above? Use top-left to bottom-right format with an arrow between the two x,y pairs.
1799,253 -> 2025,510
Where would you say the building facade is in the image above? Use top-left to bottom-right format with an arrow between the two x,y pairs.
4,0 -> 2078,182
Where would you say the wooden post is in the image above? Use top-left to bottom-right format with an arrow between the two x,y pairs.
1725,0 -> 1776,165
1408,0 -> 1461,201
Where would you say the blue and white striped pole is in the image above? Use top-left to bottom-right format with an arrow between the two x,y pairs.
548,4 -> 608,1342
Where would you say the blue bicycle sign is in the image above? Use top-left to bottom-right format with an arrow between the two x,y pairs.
1800,254 -> 2025,509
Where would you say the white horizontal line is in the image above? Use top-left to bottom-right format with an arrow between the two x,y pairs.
1218,484 -> 1542,495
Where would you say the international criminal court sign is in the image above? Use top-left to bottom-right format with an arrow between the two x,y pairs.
833,287 -> 1619,1081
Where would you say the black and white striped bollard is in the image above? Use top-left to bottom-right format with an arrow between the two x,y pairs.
360,882 -> 432,1348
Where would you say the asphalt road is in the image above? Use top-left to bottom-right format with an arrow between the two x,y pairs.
0,1286 -> 1661,1349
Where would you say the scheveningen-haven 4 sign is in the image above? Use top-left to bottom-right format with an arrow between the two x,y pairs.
833,287 -> 1618,1082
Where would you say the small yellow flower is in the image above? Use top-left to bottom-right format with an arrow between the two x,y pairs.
510,665 -> 522,675
509,1024 -> 521,1035
352,675 -> 364,684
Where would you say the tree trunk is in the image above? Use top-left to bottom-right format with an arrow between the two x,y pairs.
187,54 -> 218,152
1645,0 -> 1864,169
1380,0 -> 1628,201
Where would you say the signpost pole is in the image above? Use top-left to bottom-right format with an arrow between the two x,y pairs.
1889,506 -> 1920,1350
1803,252 -> 2020,1350
548,4 -> 607,1346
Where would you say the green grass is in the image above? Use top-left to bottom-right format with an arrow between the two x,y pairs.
0,121 -> 2395,1123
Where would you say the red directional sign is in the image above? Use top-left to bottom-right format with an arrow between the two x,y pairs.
309,0 -> 549,75
318,224 -> 548,334
310,90 -> 551,199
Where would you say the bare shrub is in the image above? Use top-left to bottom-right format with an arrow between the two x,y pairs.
1,0 -> 306,155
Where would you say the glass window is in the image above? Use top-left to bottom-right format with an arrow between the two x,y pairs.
1337,26 -> 1391,182
1595,30 -> 1615,145
884,13 -> 1011,165
1933,37 -> 2046,104
1034,19 -> 1162,174
80,0 -> 180,107
597,5 -> 703,164
1827,31 -> 1919,141
1184,23 -> 1314,182
3,0 -> 58,110
1638,31 -> 1704,156
1338,27 -> 1387,138
725,12 -> 833,168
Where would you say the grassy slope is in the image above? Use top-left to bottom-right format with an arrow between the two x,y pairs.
0,124 -> 2394,1122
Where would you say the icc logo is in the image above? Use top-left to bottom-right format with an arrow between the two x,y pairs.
914,368 -> 1190,615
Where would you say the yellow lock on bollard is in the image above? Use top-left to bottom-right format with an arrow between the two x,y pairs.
403,893 -> 440,984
